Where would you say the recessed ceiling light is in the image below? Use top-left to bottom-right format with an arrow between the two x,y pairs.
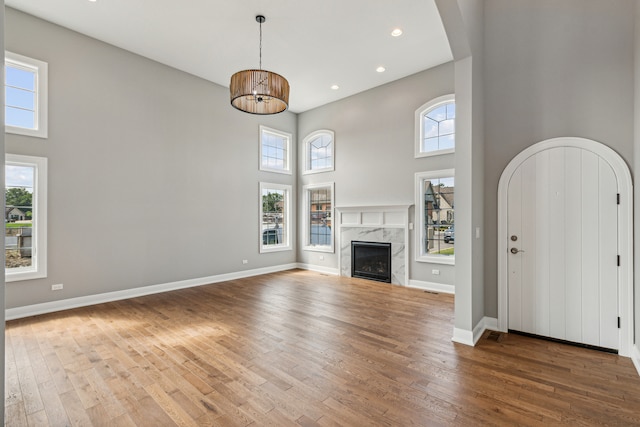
88,0 -> 97,2
331,85 -> 340,90
376,66 -> 386,73
391,28 -> 403,37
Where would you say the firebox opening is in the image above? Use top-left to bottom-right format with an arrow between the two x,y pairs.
351,241 -> 392,283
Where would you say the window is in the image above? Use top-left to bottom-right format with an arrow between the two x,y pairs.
303,183 -> 334,252
415,170 -> 454,264
260,182 -> 292,252
303,130 -> 334,174
5,154 -> 48,281
5,51 -> 48,138
260,126 -> 291,174
415,94 -> 454,157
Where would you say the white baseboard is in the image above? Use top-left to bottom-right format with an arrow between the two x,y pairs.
452,316 -> 498,346
632,345 -> 640,377
5,263 -> 299,321
408,279 -> 455,294
296,263 -> 340,276
452,327 -> 474,345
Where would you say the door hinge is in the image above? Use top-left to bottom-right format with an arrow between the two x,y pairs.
617,255 -> 620,266
617,193 -> 621,204
618,317 -> 621,329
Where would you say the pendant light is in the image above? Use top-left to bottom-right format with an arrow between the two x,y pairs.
229,15 -> 290,115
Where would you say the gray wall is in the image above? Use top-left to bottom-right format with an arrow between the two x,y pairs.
4,8 -> 297,309
297,62 -> 455,286
483,0 -> 635,317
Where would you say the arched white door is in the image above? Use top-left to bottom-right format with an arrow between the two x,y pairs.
498,138 -> 633,355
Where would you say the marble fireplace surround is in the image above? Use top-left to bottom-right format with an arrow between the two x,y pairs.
335,205 -> 412,286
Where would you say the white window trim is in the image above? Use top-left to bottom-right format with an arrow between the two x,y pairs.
6,154 -> 48,282
303,129 -> 335,175
5,51 -> 49,139
259,182 -> 292,253
259,125 -> 292,175
303,182 -> 335,253
415,169 -> 455,265
414,94 -> 454,158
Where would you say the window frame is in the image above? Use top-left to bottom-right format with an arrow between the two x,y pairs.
303,182 -> 335,253
259,125 -> 292,175
303,130 -> 335,175
414,169 -> 455,265
5,154 -> 48,282
259,182 -> 292,253
415,94 -> 454,158
5,51 -> 49,139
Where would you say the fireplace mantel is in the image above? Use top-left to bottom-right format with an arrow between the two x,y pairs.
335,204 -> 412,286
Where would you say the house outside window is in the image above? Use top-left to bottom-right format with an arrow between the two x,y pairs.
260,182 -> 292,252
5,51 -> 48,138
303,130 -> 334,174
5,154 -> 48,281
260,126 -> 291,174
303,182 -> 334,252
415,94 -> 454,158
415,170 -> 454,264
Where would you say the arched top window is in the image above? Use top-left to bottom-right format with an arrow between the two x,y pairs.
303,130 -> 334,174
415,94 -> 455,158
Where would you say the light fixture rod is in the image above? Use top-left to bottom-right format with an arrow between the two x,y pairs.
257,15 -> 265,70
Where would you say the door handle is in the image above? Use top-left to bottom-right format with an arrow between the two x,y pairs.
510,247 -> 525,254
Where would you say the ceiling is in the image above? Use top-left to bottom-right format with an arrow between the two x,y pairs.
5,0 -> 453,113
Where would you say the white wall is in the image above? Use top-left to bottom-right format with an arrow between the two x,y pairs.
297,63 -> 456,287
4,8 -> 297,309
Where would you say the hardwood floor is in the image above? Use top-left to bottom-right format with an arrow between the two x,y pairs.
5,269 -> 640,426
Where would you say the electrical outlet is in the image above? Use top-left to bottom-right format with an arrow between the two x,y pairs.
242,259 -> 248,264
51,284 -> 63,291
319,255 -> 324,260
432,269 -> 440,275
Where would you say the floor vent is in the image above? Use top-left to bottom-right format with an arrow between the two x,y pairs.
423,291 -> 439,295
486,331 -> 504,342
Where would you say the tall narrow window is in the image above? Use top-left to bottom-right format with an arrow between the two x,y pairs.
5,51 -> 48,138
260,126 -> 291,174
415,94 -> 454,157
303,130 -> 334,174
6,154 -> 48,281
303,183 -> 334,252
415,170 -> 454,264
260,183 -> 292,252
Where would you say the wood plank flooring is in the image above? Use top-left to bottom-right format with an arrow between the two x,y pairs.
5,269 -> 640,426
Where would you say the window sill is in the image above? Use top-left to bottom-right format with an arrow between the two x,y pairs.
260,245 -> 292,254
415,255 -> 455,265
6,269 -> 47,282
303,245 -> 334,253
415,148 -> 455,159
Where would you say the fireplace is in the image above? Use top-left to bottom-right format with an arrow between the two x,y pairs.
351,241 -> 392,283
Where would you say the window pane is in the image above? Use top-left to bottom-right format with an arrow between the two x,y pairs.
307,132 -> 334,171
6,86 -> 35,110
447,103 -> 456,119
422,176 -> 454,257
426,105 -> 447,121
423,137 -> 440,152
424,118 -> 438,138
6,164 -> 35,269
419,99 -> 455,155
260,128 -> 290,173
262,188 -> 286,247
6,66 -> 35,91
309,187 -> 332,246
439,134 -> 455,151
6,106 -> 35,129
